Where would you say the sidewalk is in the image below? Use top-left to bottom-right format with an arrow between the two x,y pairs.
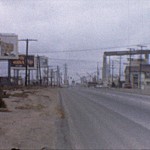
112,88 -> 150,96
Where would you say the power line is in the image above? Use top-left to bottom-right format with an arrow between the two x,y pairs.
30,43 -> 150,54
48,58 -> 98,62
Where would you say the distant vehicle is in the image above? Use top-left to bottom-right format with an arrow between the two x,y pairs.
95,84 -> 110,88
123,83 -> 132,88
95,85 -> 103,88
62,84 -> 69,88
87,82 -> 97,87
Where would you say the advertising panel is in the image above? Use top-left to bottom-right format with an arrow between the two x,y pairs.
0,33 -> 18,59
10,55 -> 36,70
39,56 -> 48,67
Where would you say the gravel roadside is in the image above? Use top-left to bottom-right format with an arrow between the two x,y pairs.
0,87 -> 62,150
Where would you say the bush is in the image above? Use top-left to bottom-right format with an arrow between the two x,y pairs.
0,97 -> 7,108
0,87 -> 3,97
0,87 -> 9,98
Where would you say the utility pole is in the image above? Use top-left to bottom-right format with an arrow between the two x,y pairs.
47,65 -> 49,86
137,45 -> 147,89
36,55 -> 42,85
127,48 -> 134,84
57,66 -> 60,87
36,55 -> 39,83
118,56 -> 122,87
19,39 -> 37,86
119,56 -> 121,81
97,62 -> 99,83
109,56 -> 111,84
50,69 -> 53,87
60,72 -> 62,85
111,60 -> 114,84
8,60 -> 11,83
58,66 -> 60,87
64,63 -> 68,85
28,70 -> 30,85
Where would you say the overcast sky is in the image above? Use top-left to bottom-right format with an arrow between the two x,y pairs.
0,0 -> 150,80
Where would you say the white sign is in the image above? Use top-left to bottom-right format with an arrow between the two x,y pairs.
0,33 -> 18,59
39,56 -> 48,67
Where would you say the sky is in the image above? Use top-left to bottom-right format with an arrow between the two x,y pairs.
0,0 -> 150,81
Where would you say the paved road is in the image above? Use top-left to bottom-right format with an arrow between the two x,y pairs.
60,87 -> 150,149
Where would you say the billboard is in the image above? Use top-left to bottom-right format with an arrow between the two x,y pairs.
10,55 -> 36,70
39,56 -> 48,67
0,33 -> 18,59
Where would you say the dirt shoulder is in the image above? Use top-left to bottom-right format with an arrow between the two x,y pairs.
0,87 -> 62,149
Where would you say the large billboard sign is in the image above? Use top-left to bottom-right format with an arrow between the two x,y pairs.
39,56 -> 48,67
0,33 -> 18,59
10,55 -> 36,70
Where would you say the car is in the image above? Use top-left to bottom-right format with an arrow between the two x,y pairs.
95,85 -> 103,88
123,83 -> 132,88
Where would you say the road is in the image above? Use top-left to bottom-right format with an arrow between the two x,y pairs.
59,87 -> 150,149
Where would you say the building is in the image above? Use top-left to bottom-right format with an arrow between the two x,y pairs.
125,64 -> 150,89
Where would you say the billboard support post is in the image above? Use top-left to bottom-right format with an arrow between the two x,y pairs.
36,55 -> 39,82
25,39 -> 29,86
8,60 -> 11,82
39,56 -> 42,85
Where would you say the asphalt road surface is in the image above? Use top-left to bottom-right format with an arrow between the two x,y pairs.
59,87 -> 150,149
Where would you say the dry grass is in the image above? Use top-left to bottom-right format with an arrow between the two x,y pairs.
11,100 -> 20,103
9,89 -> 36,98
10,92 -> 28,98
0,108 -> 11,112
56,106 -> 65,119
15,104 -> 45,111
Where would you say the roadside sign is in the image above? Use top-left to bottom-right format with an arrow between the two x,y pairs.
39,56 -> 48,67
0,33 -> 18,59
10,55 -> 36,70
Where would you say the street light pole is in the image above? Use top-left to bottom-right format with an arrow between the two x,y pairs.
19,39 -> 37,86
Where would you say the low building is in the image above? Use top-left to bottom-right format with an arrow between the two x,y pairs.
125,64 -> 150,89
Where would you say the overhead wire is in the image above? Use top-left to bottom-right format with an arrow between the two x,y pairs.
48,57 -> 98,62
30,42 -> 150,54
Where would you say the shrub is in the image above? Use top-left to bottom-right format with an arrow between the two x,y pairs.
0,97 -> 7,108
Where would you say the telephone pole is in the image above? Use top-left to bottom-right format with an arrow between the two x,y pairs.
111,60 -> 114,84
64,63 -> 68,85
47,65 -> 49,86
137,45 -> 147,89
108,56 -> 111,84
50,69 -> 53,87
19,39 -> 37,86
118,56 -> 122,87
127,48 -> 134,84
97,62 -> 99,83
57,66 -> 60,87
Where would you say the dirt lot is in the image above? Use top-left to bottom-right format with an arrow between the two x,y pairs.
0,87 -> 61,149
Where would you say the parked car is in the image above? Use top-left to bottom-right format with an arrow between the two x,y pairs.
123,83 -> 132,88
95,85 -> 103,88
